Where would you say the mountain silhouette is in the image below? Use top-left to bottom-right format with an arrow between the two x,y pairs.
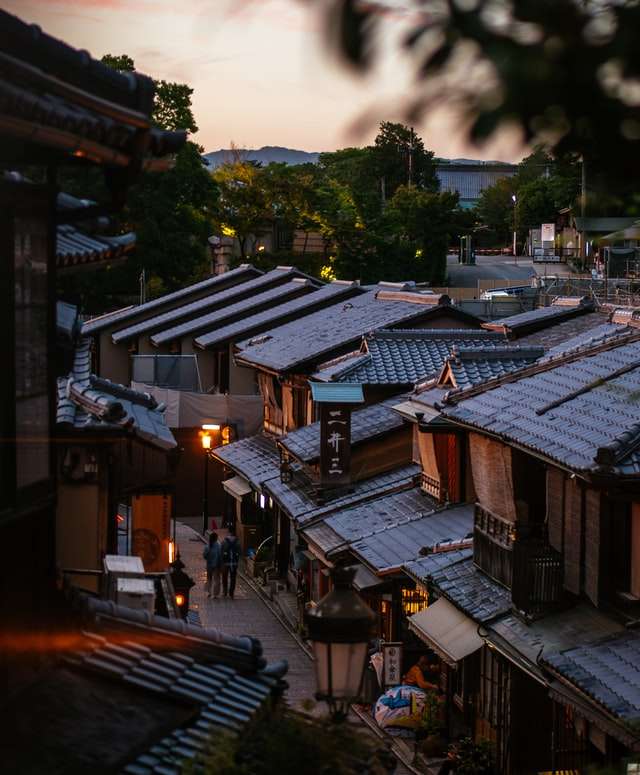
203,146 -> 320,169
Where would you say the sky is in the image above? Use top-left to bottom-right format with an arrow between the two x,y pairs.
6,0 -> 524,161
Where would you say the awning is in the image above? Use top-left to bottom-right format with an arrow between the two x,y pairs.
349,563 -> 384,592
409,597 -> 483,666
222,475 -> 252,501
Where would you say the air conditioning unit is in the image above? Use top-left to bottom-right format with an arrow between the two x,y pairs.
116,577 -> 155,614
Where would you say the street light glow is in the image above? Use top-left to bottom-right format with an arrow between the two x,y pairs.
202,423 -> 221,431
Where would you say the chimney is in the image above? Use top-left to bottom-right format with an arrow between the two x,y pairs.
309,382 -> 365,489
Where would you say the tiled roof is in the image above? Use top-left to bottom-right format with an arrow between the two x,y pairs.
280,395 -> 406,464
441,336 -> 640,474
430,556 -> 512,623
115,268 -> 313,345
314,329 -> 505,386
148,278 -> 317,347
57,339 -> 176,450
211,434 -> 281,490
81,264 -> 261,335
0,9 -> 185,163
349,501 -> 474,573
195,281 -> 360,350
265,463 -> 421,526
543,630 -> 640,722
76,598 -> 284,775
57,224 -> 135,270
516,311 -> 616,350
403,548 -> 474,584
235,291 -> 479,373
443,346 -> 544,389
544,321 -> 631,357
483,297 -> 594,337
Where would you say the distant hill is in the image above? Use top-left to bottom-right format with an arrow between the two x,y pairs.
203,146 -> 320,169
202,146 -> 515,170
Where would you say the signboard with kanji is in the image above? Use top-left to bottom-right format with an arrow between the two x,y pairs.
541,223 -> 555,242
382,641 -> 404,688
319,404 -> 351,487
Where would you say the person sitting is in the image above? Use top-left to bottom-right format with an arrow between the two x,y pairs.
403,655 -> 439,691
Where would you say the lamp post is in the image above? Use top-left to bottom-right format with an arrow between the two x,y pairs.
200,424 -> 220,535
511,193 -> 517,262
305,565 -> 376,722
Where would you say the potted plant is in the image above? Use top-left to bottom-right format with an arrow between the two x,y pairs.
447,737 -> 494,774
416,691 -> 446,758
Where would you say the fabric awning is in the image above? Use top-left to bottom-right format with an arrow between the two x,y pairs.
349,563 -> 384,592
222,475 -> 252,501
409,597 -> 483,665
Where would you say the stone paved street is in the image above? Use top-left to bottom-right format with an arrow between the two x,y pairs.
176,522 -> 316,710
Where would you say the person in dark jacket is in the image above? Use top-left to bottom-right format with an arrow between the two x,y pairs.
203,532 -> 222,599
221,526 -> 241,599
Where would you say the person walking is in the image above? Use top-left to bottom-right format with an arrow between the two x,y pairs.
221,525 -> 241,600
203,531 -> 221,599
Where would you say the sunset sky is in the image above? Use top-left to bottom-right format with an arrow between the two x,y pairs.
6,0 -> 524,160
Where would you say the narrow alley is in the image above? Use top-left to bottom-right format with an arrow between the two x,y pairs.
176,522 -> 316,710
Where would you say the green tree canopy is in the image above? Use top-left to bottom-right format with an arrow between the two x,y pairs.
318,0 -> 640,186
373,121 -> 439,196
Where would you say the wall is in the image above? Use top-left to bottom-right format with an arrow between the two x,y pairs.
98,329 -> 130,385
56,478 -> 105,594
229,347 -> 258,394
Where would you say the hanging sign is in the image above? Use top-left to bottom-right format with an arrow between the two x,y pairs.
319,405 -> 352,487
131,493 -> 172,572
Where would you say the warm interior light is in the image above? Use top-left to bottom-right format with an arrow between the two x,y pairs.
168,540 -> 175,564
201,433 -> 212,450
202,424 -> 220,431
221,425 -> 233,445
175,593 -> 185,607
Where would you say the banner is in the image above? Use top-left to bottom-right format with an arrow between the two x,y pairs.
131,493 -> 172,572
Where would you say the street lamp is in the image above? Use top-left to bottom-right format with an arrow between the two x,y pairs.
200,424 -> 220,535
511,193 -> 517,262
305,565 -> 376,721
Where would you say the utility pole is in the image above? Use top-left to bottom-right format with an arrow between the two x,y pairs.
580,156 -> 587,264
139,268 -> 146,305
408,127 -> 415,187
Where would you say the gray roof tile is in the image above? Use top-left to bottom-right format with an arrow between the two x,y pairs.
82,264 -> 261,335
235,292 -> 481,373
445,345 -> 544,390
280,395 -> 406,463
211,434 -> 281,490
484,297 -> 594,337
112,268 -> 306,344
403,548 -> 474,583
56,339 -> 176,450
430,557 -> 512,623
349,501 -> 474,572
195,281 -> 359,349
442,337 -> 640,474
266,463 -> 421,525
314,328 -> 506,386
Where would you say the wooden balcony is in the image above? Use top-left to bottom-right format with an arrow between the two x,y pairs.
474,504 -> 563,617
512,539 -> 563,617
473,504 -> 514,587
421,472 -> 442,500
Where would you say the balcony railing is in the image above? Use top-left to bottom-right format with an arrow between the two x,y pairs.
421,472 -> 442,501
474,503 -> 563,617
512,539 -> 563,617
474,504 -> 514,587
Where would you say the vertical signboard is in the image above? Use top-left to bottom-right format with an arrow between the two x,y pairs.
131,493 -> 172,572
541,223 -> 555,242
319,404 -> 351,487
382,642 -> 404,688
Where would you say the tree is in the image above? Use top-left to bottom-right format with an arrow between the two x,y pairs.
373,121 -> 439,196
57,54 -> 216,312
385,186 -> 459,284
318,1 -> 640,185
476,177 -> 516,245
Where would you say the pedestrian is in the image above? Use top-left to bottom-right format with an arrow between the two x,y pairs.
221,525 -> 241,599
403,654 -> 439,691
203,531 -> 221,599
